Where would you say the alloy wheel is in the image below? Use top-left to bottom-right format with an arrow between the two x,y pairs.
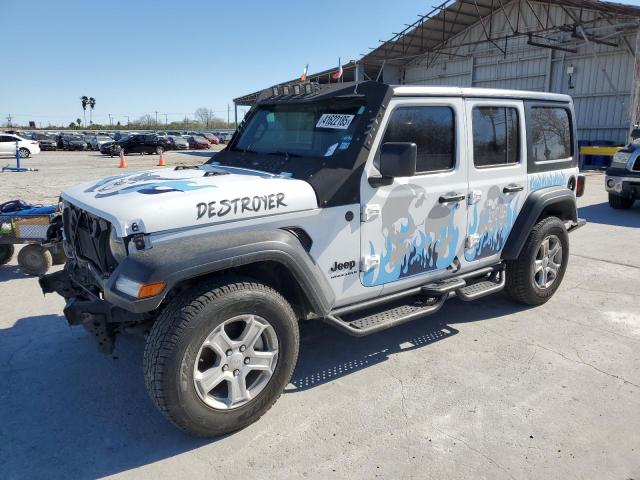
193,314 -> 279,410
533,234 -> 562,289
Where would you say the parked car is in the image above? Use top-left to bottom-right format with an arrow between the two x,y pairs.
0,134 -> 41,158
62,135 -> 87,151
168,135 -> 189,150
606,138 -> 640,209
166,131 -> 182,136
116,134 -> 171,155
214,131 -> 233,143
185,135 -> 211,149
201,133 -> 220,145
82,135 -> 94,150
99,140 -> 119,155
90,135 -> 113,151
34,133 -> 57,151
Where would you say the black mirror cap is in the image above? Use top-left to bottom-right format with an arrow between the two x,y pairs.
378,142 -> 417,178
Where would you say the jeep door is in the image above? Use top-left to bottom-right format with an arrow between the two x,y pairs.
360,97 -> 468,290
463,99 -> 527,266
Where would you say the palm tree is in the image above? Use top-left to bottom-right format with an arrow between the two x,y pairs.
76,118 -> 81,128
80,96 -> 89,127
89,97 -> 96,125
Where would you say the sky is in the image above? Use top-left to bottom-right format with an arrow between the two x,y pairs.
1,0 -> 429,127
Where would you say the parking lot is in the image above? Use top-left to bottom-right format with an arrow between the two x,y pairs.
1,152 -> 639,479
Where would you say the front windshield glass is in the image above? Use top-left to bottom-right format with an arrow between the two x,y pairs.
233,99 -> 365,158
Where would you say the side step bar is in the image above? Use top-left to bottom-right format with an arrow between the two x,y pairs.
456,270 -> 505,302
324,295 -> 447,337
324,265 -> 505,337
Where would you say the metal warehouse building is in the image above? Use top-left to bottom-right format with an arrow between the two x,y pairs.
236,0 -> 640,146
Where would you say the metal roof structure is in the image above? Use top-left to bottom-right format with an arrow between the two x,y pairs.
359,0 -> 640,79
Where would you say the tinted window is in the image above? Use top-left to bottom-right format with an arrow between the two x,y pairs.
472,107 -> 519,167
382,106 -> 455,173
0,135 -> 15,142
530,107 -> 571,162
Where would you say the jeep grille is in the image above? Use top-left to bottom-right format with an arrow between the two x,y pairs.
63,203 -> 118,275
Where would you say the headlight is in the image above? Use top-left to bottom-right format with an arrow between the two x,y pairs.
611,152 -> 631,169
109,227 -> 127,263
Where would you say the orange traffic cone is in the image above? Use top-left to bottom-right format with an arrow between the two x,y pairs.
157,150 -> 166,167
118,148 -> 127,168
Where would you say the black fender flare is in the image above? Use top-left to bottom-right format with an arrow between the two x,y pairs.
502,188 -> 577,260
102,228 -> 335,316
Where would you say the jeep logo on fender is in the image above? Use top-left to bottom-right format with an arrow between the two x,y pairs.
330,260 -> 357,272
196,193 -> 287,220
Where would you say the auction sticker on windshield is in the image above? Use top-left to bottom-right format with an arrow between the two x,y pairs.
316,114 -> 354,130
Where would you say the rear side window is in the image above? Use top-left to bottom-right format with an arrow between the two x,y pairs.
472,107 -> 519,167
530,107 -> 572,161
382,106 -> 455,173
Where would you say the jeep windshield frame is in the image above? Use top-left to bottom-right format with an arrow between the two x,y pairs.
230,99 -> 365,160
209,81 -> 393,207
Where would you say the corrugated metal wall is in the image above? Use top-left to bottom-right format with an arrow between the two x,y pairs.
396,1 -> 639,144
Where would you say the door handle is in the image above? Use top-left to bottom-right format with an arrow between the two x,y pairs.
439,193 -> 466,204
503,185 -> 524,194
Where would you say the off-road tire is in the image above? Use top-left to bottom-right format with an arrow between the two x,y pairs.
143,277 -> 299,437
17,244 -> 52,276
505,216 -> 569,306
608,193 -> 634,210
0,244 -> 15,265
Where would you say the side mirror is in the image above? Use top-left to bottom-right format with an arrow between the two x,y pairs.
378,142 -> 417,178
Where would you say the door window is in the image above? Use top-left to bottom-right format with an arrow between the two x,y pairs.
472,107 -> 519,167
530,107 -> 572,162
381,106 -> 455,173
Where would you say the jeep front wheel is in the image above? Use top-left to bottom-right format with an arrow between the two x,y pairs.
143,278 -> 299,437
505,216 -> 569,306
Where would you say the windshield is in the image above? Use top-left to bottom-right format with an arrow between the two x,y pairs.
232,99 -> 365,158
97,136 -> 111,141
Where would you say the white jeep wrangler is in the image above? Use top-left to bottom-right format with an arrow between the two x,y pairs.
40,81 -> 585,437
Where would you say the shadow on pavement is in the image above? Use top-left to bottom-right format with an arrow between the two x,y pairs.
288,293 -> 530,392
0,293 -> 529,478
0,265 -> 32,283
0,314 -> 212,479
579,201 -> 640,228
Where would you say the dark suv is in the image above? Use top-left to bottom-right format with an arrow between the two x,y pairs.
102,134 -> 172,155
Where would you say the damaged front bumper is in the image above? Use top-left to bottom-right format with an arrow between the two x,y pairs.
39,269 -> 146,353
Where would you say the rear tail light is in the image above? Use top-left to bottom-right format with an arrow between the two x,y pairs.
576,175 -> 586,197
30,141 -> 38,144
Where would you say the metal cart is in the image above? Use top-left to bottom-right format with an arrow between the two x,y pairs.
0,213 -> 65,275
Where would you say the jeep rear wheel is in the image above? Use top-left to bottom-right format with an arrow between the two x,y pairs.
143,277 -> 299,437
505,216 -> 569,306
608,193 -> 634,210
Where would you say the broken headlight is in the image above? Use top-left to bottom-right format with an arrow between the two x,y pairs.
109,227 -> 127,263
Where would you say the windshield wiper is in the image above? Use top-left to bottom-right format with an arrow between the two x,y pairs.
266,151 -> 301,158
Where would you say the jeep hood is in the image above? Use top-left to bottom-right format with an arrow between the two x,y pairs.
61,165 -> 318,236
